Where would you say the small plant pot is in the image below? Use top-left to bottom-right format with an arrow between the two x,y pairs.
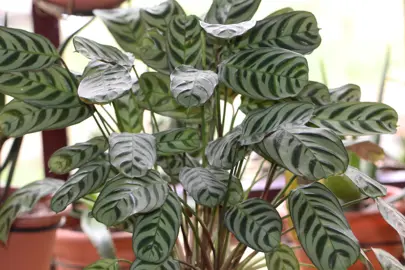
0,188 -> 71,270
36,0 -> 125,15
53,216 -> 134,269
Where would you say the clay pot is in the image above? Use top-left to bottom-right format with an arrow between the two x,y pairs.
39,0 -> 125,14
0,190 -> 71,270
53,216 -> 134,269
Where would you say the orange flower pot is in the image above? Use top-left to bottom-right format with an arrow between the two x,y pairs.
40,0 -> 125,13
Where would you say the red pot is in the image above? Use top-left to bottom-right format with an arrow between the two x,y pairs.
0,190 -> 71,270
42,0 -> 125,13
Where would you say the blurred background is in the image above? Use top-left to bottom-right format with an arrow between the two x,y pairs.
1,0 -> 405,186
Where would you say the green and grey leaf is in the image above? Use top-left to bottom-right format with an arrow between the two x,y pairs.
200,21 -> 256,39
311,102 -> 398,136
224,198 -> 282,252
180,167 -> 226,207
265,244 -> 299,270
170,65 -> 218,107
157,154 -> 195,183
84,259 -> 119,270
133,192 -> 181,263
135,30 -> 169,74
0,26 -> 59,72
376,197 -> 405,239
344,166 -> 386,198
48,136 -> 108,174
140,0 -> 185,32
0,99 -> 93,137
109,132 -> 156,178
240,102 -> 314,145
205,0 -> 261,24
372,248 -> 405,270
113,89 -> 144,133
239,96 -> 275,114
209,168 -> 243,205
218,48 -> 309,100
289,182 -> 360,270
130,257 -> 180,270
296,81 -> 330,106
51,160 -> 111,212
93,170 -> 168,226
265,7 -> 294,18
330,84 -> 361,103
155,127 -> 201,156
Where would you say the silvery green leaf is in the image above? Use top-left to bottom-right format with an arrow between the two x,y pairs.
359,249 -> 375,270
372,248 -> 405,270
344,166 -> 387,198
73,36 -> 134,67
170,65 -> 218,107
376,197 -> 405,238
78,61 -> 133,104
200,20 -> 256,39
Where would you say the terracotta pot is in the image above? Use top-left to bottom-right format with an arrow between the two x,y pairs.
281,185 -> 405,270
42,0 -> 125,13
53,216 -> 134,269
0,189 -> 71,270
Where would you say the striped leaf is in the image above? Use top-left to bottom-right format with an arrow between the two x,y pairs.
205,0 -> 261,24
265,7 -> 294,18
133,192 -> 181,263
180,167 -> 226,207
136,72 -> 212,123
344,166 -> 386,198
136,30 -> 169,74
78,61 -> 132,104
154,128 -> 201,156
224,198 -> 282,252
49,136 -> 108,174
73,36 -> 134,67
239,96 -> 275,114
0,26 -> 58,72
372,248 -> 405,270
288,182 -> 360,270
206,126 -> 247,169
218,48 -> 309,100
296,81 -> 330,106
0,179 -> 63,243
0,65 -> 80,108
200,21 -> 256,39
330,84 -> 361,103
130,257 -> 180,270
376,197 -> 405,238
94,8 -> 146,55
209,168 -> 243,205
84,259 -> 119,270
233,11 -> 321,54
140,0 -> 185,32
170,65 -> 218,107
156,154 -> 195,183
51,160 -> 111,213
255,127 -> 348,180
109,132 -> 156,178
240,102 -> 314,145
93,170 -> 169,226
265,244 -> 299,270
0,99 -> 93,137
113,90 -> 144,133
311,102 -> 398,136
167,15 -> 203,70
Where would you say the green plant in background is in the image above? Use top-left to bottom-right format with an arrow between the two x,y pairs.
0,1 -> 404,269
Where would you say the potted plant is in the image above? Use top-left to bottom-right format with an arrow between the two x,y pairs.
1,1 -> 405,270
34,0 -> 126,16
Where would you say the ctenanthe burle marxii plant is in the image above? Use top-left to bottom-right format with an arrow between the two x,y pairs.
0,1 -> 404,269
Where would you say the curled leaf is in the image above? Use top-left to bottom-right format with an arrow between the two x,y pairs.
200,20 -> 256,39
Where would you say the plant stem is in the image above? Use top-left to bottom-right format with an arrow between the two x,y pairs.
201,105 -> 208,167
100,105 -> 119,128
249,263 -> 267,270
177,260 -> 200,270
221,88 -> 228,130
237,251 -> 259,270
244,159 -> 266,200
261,163 -> 278,199
215,88 -> 223,137
94,108 -> 114,134
341,196 -> 369,208
230,107 -> 239,130
281,226 -> 295,236
221,243 -> 245,270
271,175 -> 297,205
92,114 -> 108,140
238,154 -> 251,179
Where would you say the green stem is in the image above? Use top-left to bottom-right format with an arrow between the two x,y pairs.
230,107 -> 239,131
95,108 -> 114,134
201,31 -> 207,70
341,196 -> 369,208
244,159 -> 266,200
239,153 -> 251,179
237,251 -> 259,270
92,114 -> 108,140
271,175 -> 297,205
177,260 -> 200,270
215,88 -> 223,137
100,105 -> 119,128
249,263 -> 267,270
261,163 -> 278,199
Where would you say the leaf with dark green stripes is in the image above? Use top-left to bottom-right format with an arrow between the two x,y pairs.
136,30 -> 169,74
200,21 -> 256,39
265,7 -> 294,18
170,65 -> 218,107
255,127 -> 348,180
344,166 -> 386,198
0,26 -> 59,72
289,182 -> 360,270
140,0 -> 185,32
113,90 -> 144,133
311,102 -> 398,136
78,61 -> 133,104
224,198 -> 282,252
233,11 -> 321,54
206,126 -> 247,169
330,84 -> 361,103
109,132 -> 156,178
93,170 -> 168,226
48,136 -> 108,174
94,8 -> 147,54
130,257 -> 180,270
0,179 -> 63,243
205,0 -> 261,24
0,99 -> 93,137
209,168 -> 243,205
0,65 -> 80,108
133,192 -> 181,263
155,128 -> 201,156
180,167 -> 226,207
376,197 -> 405,239
296,81 -> 330,106
218,48 -> 309,100
167,15 -> 203,69
73,36 -> 134,67
239,96 -> 275,114
157,154 -> 195,183
372,248 -> 405,270
240,102 -> 314,145
265,244 -> 299,270
84,259 -> 119,270
51,160 -> 111,212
